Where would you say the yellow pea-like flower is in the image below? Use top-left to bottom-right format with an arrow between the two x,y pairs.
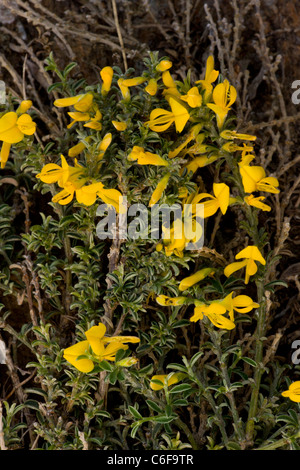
281,381 -> 300,403
178,267 -> 215,291
150,372 -> 184,391
224,245 -> 266,284
100,66 -> 113,95
149,173 -> 170,207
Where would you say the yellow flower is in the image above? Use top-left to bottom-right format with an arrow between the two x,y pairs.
161,73 -> 181,100
168,123 -> 202,159
100,66 -> 114,95
238,151 -> 255,167
75,181 -> 124,212
178,267 -> 215,291
83,108 -> 102,130
54,92 -> 94,112
222,142 -> 253,153
150,373 -> 184,391
70,182 -> 100,206
157,217 -> 202,258
146,97 -> 190,133
117,78 -> 131,101
36,155 -> 87,205
156,295 -> 187,306
36,155 -> 123,209
195,56 -> 219,102
184,155 -> 219,174
66,111 -> 91,129
68,141 -> 87,157
220,130 -> 256,141
156,60 -> 172,72
281,381 -> 300,402
63,322 -> 139,373
180,133 -> 217,159
149,173 -> 170,207
52,179 -> 87,205
0,110 -> 36,168
190,301 -> 235,330
118,76 -> 146,101
145,78 -> 158,96
224,245 -> 266,284
192,182 -> 230,218
97,132 -> 112,161
218,292 -> 259,322
244,194 -> 271,212
180,87 -> 202,108
16,100 -> 33,114
112,120 -> 127,131
240,165 -> 280,194
36,154 -> 71,185
128,146 -> 169,166
63,340 -> 95,373
84,323 -> 139,353
206,80 -> 237,129
122,77 -> 146,87
162,70 -> 176,88
97,186 -> 125,213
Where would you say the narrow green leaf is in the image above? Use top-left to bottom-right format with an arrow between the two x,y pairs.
169,384 -> 193,394
146,400 -> 163,413
128,406 -> 143,420
241,357 -> 257,367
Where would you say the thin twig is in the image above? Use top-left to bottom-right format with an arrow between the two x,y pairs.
111,0 -> 128,71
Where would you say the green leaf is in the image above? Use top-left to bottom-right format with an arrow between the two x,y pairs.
264,280 -> 288,291
241,357 -> 257,367
23,400 -> 40,411
98,360 -> 113,372
166,363 -> 187,373
108,368 -> 118,385
154,415 -> 177,424
169,384 -> 193,394
190,351 -> 203,367
130,422 -> 141,438
128,406 -> 143,420
63,62 -> 78,77
146,400 -> 163,413
138,363 -> 154,375
227,441 -> 241,450
172,319 -> 190,328
47,82 -> 63,93
171,398 -> 189,407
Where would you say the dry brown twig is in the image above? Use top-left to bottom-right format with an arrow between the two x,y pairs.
111,0 -> 128,71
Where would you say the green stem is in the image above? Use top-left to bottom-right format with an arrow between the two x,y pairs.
203,391 -> 229,446
226,153 -> 268,446
256,431 -> 300,450
186,359 -> 229,446
210,329 -> 245,442
245,279 -> 266,442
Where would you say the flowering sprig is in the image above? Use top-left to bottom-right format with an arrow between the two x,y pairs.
63,322 -> 140,373
0,100 -> 36,168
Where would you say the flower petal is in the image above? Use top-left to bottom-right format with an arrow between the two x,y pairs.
0,142 -> 11,169
224,260 -> 248,278
169,97 -> 190,133
213,182 -> 230,215
63,340 -> 94,373
236,246 -> 266,265
17,114 -> 36,135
